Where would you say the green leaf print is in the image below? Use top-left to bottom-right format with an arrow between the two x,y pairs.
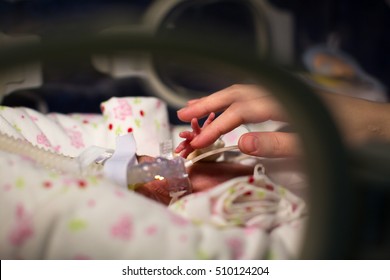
134,119 -> 141,128
133,98 -> 142,105
154,119 -> 161,130
15,177 -> 25,189
196,249 -> 210,260
115,126 -> 123,136
12,124 -> 22,133
68,219 -> 88,232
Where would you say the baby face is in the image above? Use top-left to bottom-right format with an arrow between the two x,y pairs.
135,155 -> 253,205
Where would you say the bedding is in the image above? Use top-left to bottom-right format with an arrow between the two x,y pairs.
0,97 -> 307,259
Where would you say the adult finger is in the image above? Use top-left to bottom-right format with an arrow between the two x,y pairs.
189,98 -> 281,149
177,84 -> 267,121
238,132 -> 301,158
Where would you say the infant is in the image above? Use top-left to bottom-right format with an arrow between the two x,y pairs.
135,154 -> 253,205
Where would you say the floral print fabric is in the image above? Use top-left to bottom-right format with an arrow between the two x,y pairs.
0,97 -> 306,259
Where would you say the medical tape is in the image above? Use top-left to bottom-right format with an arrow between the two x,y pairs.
103,133 -> 138,188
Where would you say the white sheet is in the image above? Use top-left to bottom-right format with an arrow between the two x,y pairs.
0,97 -> 307,259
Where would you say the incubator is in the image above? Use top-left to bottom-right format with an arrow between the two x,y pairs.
1,0 -> 273,202
0,0 -> 294,111
0,0 -> 389,260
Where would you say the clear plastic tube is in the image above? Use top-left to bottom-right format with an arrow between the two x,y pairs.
0,132 -> 80,174
0,131 -> 234,196
0,132 -> 191,192
184,145 -> 239,168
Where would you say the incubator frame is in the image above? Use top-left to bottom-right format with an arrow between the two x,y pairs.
92,0 -> 293,109
1,8 -> 389,258
0,31 -> 350,259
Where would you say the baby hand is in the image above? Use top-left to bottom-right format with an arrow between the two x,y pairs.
175,112 -> 215,158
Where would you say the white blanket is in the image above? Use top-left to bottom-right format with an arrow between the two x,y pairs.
0,97 -> 307,259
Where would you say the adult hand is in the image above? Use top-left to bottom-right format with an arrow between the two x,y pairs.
178,84 -> 390,158
177,84 -> 301,158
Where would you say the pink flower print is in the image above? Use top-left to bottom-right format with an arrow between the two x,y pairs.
65,128 -> 85,149
3,183 -> 12,192
30,115 -> 38,122
111,215 -> 133,241
145,225 -> 158,236
155,100 -> 162,109
226,237 -> 244,259
113,100 -> 133,120
244,226 -> 258,236
8,204 -> 34,247
179,234 -> 188,243
36,133 -> 51,147
168,212 -> 189,227
16,204 -> 25,219
87,199 -> 96,208
291,203 -> 298,212
175,112 -> 215,158
9,224 -> 33,246
62,177 -> 74,186
114,189 -> 125,198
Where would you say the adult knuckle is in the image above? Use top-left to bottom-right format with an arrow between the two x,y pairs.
271,133 -> 284,156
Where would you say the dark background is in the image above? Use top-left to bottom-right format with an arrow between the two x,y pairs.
1,0 -> 389,120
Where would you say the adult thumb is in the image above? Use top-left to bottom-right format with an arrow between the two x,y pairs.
238,132 -> 301,158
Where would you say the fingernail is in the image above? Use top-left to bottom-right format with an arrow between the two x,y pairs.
240,135 -> 259,154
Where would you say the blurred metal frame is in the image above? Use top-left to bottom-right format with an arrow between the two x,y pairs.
1,0 -> 389,259
0,28 -> 358,259
92,0 -> 294,109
